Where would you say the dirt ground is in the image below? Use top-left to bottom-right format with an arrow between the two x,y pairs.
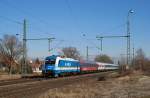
39,71 -> 150,98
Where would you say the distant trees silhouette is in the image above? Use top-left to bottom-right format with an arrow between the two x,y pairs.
61,47 -> 80,60
94,54 -> 113,63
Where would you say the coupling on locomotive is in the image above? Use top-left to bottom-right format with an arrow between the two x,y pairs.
42,55 -> 118,77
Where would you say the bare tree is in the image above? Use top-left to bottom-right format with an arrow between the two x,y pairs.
94,54 -> 113,63
0,35 -> 23,74
143,58 -> 150,72
34,58 -> 41,67
32,58 -> 41,69
134,48 -> 146,70
136,48 -> 145,60
62,47 -> 80,60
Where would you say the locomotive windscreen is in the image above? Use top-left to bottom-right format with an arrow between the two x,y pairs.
45,59 -> 56,65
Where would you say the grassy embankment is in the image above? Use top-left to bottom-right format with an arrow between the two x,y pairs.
39,71 -> 150,98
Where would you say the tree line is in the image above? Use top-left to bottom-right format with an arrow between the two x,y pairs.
0,34 -> 149,74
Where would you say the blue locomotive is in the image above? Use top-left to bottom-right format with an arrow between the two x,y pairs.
42,55 -> 80,77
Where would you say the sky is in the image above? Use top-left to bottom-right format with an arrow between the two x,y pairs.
0,0 -> 150,60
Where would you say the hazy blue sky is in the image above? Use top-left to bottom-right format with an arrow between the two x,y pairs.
0,0 -> 149,60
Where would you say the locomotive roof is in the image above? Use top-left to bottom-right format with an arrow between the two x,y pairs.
45,55 -> 59,60
45,55 -> 79,62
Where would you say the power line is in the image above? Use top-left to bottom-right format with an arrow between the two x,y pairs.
27,24 -> 55,37
81,22 -> 126,53
0,15 -> 23,35
101,23 -> 126,34
0,0 -> 56,37
0,15 -> 23,25
83,38 -> 99,51
65,0 -> 81,31
0,16 -> 52,38
0,0 -> 49,25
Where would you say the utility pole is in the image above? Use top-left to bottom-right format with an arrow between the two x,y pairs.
96,37 -> 103,53
100,38 -> 102,51
82,34 -> 89,61
86,46 -> 89,61
48,38 -> 54,54
127,9 -> 134,66
127,12 -> 130,66
21,19 -> 55,76
132,46 -> 135,67
22,19 -> 27,76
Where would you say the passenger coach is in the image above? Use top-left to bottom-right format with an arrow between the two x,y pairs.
80,61 -> 98,72
96,62 -> 119,71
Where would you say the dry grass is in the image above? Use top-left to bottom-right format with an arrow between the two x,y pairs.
39,72 -> 150,98
0,74 -> 21,80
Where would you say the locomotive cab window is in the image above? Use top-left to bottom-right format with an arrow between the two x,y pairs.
45,59 -> 56,65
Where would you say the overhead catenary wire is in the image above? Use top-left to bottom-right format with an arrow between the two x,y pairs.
0,15 -> 23,25
0,15 -> 23,36
0,0 -> 81,39
0,0 -> 49,26
0,0 -> 57,37
65,0 -> 81,31
103,23 -> 126,34
0,15 -> 54,38
79,22 -> 127,59
27,24 -> 55,37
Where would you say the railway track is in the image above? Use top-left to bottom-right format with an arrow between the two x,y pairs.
0,75 -> 50,86
0,71 -> 113,98
0,72 -> 103,87
0,78 -> 41,86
